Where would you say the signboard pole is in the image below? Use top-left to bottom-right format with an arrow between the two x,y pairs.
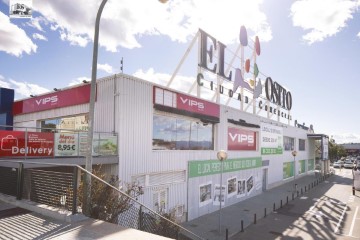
85,0 -> 108,217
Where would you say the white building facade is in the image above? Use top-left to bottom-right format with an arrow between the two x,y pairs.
2,73 -> 324,221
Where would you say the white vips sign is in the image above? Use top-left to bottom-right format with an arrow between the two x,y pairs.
260,123 -> 283,155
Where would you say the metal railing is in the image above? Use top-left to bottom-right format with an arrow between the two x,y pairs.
0,160 -> 204,240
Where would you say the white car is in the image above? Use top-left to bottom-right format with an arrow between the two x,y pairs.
333,161 -> 344,168
344,160 -> 354,169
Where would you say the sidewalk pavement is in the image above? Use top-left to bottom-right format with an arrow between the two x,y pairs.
0,198 -> 171,240
0,173 -> 329,240
181,172 -> 330,240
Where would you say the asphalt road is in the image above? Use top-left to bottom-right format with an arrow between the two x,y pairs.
231,169 -> 360,240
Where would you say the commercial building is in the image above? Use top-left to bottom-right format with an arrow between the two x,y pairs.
0,27 -> 330,221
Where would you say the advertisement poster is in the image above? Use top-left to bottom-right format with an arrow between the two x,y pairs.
188,157 -> 262,178
308,159 -> 315,171
260,123 -> 283,155
0,130 -> 54,157
213,184 -> 226,206
227,177 -> 237,198
283,162 -> 294,179
299,160 -> 306,174
246,176 -> 254,194
54,133 -> 79,156
199,182 -> 212,207
92,135 -> 118,155
228,127 -> 257,151
322,137 -> 329,160
237,179 -> 246,198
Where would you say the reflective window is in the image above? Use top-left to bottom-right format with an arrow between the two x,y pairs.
299,139 -> 305,151
283,136 -> 295,151
40,114 -> 89,132
153,114 -> 213,150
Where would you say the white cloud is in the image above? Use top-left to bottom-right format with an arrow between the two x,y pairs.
68,76 -> 91,86
32,0 -> 271,52
9,79 -> 49,98
0,12 -> 37,56
0,78 -> 11,89
60,30 -> 89,47
33,33 -> 48,41
332,133 -> 360,144
134,68 -> 195,93
97,63 -> 113,74
290,0 -> 360,44
25,16 -> 47,32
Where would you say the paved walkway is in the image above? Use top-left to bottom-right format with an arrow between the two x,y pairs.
0,173 -> 329,240
182,172 -> 330,240
0,199 -> 171,240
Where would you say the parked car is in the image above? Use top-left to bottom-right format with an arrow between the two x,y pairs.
333,161 -> 344,168
344,160 -> 354,169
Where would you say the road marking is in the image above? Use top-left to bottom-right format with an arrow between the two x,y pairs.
348,206 -> 359,237
334,203 -> 348,234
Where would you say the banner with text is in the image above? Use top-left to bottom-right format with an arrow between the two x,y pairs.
260,123 -> 283,155
54,133 -> 79,156
188,157 -> 262,178
0,130 -> 54,157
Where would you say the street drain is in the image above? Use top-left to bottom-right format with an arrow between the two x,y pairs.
243,209 -> 249,212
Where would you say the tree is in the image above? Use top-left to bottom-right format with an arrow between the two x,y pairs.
78,166 -> 144,223
329,141 -> 346,161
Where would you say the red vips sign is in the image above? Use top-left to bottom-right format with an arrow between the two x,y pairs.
0,130 -> 54,157
176,93 -> 219,118
228,127 -> 257,151
12,84 -> 91,115
154,87 -> 220,118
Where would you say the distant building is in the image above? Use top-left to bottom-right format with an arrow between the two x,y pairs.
339,143 -> 360,156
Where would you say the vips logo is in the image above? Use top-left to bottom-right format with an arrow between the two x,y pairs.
228,127 -> 256,151
229,133 -> 254,144
35,96 -> 58,106
179,96 -> 204,111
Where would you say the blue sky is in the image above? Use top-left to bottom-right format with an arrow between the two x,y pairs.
1,0 -> 360,144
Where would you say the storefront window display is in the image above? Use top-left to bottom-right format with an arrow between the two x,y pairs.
40,114 -> 89,132
152,114 -> 214,150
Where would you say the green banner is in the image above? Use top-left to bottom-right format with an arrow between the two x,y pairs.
261,147 -> 283,155
283,162 -> 294,179
308,159 -> 315,171
188,157 -> 262,178
299,160 -> 306,174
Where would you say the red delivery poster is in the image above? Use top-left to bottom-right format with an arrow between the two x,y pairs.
0,130 -> 54,157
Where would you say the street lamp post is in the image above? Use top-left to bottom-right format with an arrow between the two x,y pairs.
292,150 -> 297,180
217,150 -> 227,233
84,0 -> 108,217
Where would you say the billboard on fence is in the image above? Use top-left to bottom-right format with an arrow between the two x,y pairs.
54,133 -> 79,156
0,130 -> 54,157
